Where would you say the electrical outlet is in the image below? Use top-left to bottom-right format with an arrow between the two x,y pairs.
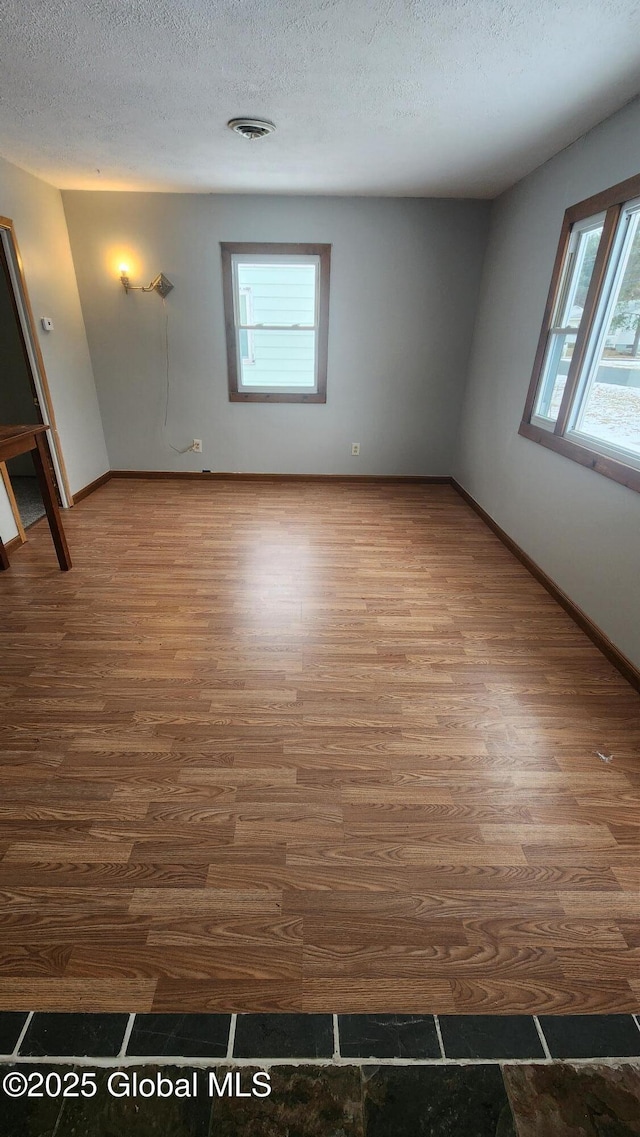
192,439 -> 203,453
351,442 -> 360,456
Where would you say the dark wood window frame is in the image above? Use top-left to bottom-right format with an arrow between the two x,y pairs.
519,171 -> 640,494
221,242 -> 331,403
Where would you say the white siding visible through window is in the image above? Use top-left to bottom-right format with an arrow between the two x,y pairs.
233,258 -> 319,391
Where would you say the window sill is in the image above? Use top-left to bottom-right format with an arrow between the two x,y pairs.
518,419 -> 640,494
230,391 -> 326,403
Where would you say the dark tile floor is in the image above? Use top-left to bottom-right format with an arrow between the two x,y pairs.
233,1014 -> 334,1059
4,1061 -> 639,1135
1,1064 -> 69,1137
2,1012 -> 640,1134
339,1014 -> 440,1059
0,1062 -> 513,1136
503,1062 -> 640,1136
0,1013 -> 27,1056
19,1013 -> 129,1058
438,1015 -> 545,1060
127,1014 -> 231,1058
211,1066 -> 364,1137
49,1066 -> 213,1137
363,1064 -> 516,1137
538,1015 -> 640,1060
2,1011 -> 640,1061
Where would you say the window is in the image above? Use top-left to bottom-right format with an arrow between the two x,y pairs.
521,172 -> 640,493
221,243 -> 331,402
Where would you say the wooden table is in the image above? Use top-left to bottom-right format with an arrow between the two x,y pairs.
0,425 -> 72,571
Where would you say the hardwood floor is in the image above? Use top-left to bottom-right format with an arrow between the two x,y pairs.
0,479 -> 639,1013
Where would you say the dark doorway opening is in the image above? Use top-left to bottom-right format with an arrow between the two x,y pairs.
0,235 -> 45,528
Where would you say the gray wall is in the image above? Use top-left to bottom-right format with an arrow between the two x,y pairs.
62,192 -> 490,475
455,95 -> 640,670
0,153 -> 109,542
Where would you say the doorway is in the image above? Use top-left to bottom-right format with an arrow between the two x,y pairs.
0,218 -> 71,541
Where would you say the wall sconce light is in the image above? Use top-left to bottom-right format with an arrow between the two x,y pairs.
119,264 -> 174,298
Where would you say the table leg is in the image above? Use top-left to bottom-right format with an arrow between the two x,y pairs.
0,537 -> 9,571
32,432 -> 72,570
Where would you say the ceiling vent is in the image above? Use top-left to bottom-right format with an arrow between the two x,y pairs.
227,117 -> 276,140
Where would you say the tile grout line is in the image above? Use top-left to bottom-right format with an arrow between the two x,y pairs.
8,1054 -> 635,1068
332,1014 -> 340,1059
11,1011 -> 34,1058
433,1015 -> 446,1060
533,1016 -> 552,1060
226,1014 -> 237,1061
4,1053 -> 640,1069
118,1013 -> 136,1059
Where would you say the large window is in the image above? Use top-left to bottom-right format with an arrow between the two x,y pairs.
521,173 -> 640,493
221,243 -> 331,403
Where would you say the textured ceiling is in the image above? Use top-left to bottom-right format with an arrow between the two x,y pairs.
1,0 -> 640,197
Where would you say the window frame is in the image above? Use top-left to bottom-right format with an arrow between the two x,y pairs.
520,171 -> 640,494
220,242 -> 331,403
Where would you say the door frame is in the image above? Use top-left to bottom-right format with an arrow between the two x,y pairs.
0,216 -> 72,517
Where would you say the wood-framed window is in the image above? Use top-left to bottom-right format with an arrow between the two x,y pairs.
520,172 -> 640,493
221,242 -> 331,403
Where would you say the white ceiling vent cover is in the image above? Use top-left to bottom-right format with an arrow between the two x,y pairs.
227,118 -> 276,140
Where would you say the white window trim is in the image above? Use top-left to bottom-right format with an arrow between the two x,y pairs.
231,253 -> 321,395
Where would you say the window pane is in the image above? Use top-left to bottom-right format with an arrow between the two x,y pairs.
534,221 -> 603,423
535,332 -> 577,420
239,328 -> 250,360
238,329 -> 316,389
573,211 -> 640,457
565,226 -> 602,321
236,263 -> 316,327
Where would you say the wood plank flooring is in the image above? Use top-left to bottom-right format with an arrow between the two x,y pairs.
0,479 -> 639,1013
